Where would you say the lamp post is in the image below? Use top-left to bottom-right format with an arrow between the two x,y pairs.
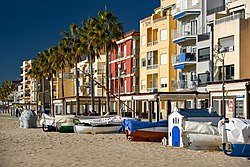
219,46 -> 226,117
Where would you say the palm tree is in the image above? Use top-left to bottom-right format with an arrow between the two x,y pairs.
81,18 -> 102,113
64,24 -> 84,115
96,11 -> 123,114
1,80 -> 15,113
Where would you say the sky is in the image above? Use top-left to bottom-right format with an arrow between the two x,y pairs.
0,0 -> 160,84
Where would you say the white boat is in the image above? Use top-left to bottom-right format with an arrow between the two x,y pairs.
74,123 -> 121,134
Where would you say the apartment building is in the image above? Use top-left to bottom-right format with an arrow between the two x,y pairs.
206,0 -> 250,119
20,60 -> 35,105
110,30 -> 140,116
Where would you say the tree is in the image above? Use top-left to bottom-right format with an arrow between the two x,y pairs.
96,11 -> 123,114
64,24 -> 84,115
81,18 -> 102,113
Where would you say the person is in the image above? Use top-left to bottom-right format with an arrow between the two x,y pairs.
15,108 -> 19,117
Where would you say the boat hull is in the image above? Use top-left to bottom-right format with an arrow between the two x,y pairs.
126,127 -> 168,142
74,124 -> 120,134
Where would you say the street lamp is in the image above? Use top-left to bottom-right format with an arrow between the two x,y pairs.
215,44 -> 227,117
117,63 -> 121,116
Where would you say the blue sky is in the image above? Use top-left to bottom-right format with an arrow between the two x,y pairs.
0,0 -> 160,84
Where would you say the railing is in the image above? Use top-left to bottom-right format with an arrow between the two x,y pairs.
132,85 -> 139,93
132,48 -> 139,55
132,67 -> 138,74
153,40 -> 158,45
215,13 -> 245,25
172,0 -> 201,15
147,42 -> 152,47
172,53 -> 196,64
172,80 -> 197,90
97,69 -> 105,74
147,64 -> 158,69
115,52 -> 124,59
197,32 -> 210,42
153,16 -> 167,23
147,87 -> 158,93
172,28 -> 197,40
141,16 -> 151,23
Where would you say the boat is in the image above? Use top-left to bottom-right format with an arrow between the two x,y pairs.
74,123 -> 121,134
119,119 -> 168,142
219,118 -> 250,158
58,118 -> 75,133
126,127 -> 168,142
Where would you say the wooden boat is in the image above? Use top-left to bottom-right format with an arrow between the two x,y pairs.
126,127 -> 168,142
58,118 -> 75,133
74,123 -> 121,134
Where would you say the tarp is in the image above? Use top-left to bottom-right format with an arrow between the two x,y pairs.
118,119 -> 168,133
184,121 -> 219,135
218,118 -> 250,144
20,109 -> 37,128
40,113 -> 55,126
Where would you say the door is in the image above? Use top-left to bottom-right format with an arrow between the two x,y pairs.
172,126 -> 180,146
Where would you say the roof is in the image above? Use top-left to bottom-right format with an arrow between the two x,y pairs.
178,109 -> 220,117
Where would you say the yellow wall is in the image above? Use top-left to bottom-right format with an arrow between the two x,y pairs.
57,79 -> 74,98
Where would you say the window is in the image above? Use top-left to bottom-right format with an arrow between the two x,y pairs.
141,35 -> 146,46
160,29 -> 167,41
198,73 -> 210,86
191,20 -> 197,35
198,47 -> 210,62
147,52 -> 153,66
219,36 -> 234,52
142,58 -> 146,67
235,99 -> 244,118
160,54 -> 168,65
123,44 -> 126,57
219,65 -> 234,80
161,78 -> 167,88
141,80 -> 146,90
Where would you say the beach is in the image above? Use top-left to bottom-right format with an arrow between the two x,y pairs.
0,116 -> 249,167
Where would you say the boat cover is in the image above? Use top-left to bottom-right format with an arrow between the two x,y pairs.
218,118 -> 250,144
184,121 -> 219,135
118,119 -> 168,133
20,109 -> 37,128
40,113 -> 55,126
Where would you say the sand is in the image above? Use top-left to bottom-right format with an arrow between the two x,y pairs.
0,116 -> 249,167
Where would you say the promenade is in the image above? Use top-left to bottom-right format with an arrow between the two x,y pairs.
0,116 -> 249,167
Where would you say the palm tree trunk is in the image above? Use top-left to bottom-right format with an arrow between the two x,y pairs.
42,77 -> 46,113
90,58 -> 95,113
36,80 -> 39,116
105,46 -> 111,114
61,69 -> 65,115
75,62 -> 79,115
50,73 -> 54,116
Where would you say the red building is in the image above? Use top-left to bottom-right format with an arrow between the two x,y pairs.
110,31 -> 140,97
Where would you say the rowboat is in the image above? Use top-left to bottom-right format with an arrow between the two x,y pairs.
126,127 -> 168,142
74,123 -> 121,134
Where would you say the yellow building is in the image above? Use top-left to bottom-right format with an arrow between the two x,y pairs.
140,0 -> 176,93
139,0 -> 177,119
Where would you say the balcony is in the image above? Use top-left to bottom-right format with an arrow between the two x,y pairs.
147,64 -> 158,70
132,67 -> 139,74
197,32 -> 210,42
215,13 -> 245,25
147,87 -> 158,93
132,48 -> 139,55
172,53 -> 196,69
172,29 -> 197,44
172,0 -> 201,20
147,42 -> 152,47
172,80 -> 197,90
115,52 -> 125,59
97,69 -> 105,75
132,85 -> 139,93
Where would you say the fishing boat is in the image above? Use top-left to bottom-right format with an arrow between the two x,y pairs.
119,119 -> 168,142
219,118 -> 250,159
126,127 -> 168,142
74,123 -> 121,134
58,118 -> 75,133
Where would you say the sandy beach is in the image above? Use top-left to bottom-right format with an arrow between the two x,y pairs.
0,116 -> 249,167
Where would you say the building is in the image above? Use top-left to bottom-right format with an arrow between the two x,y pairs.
110,30 -> 140,116
206,0 -> 250,119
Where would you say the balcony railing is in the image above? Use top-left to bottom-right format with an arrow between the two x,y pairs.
97,69 -> 105,74
153,16 -> 167,23
147,87 -> 158,93
153,40 -> 158,45
147,64 -> 158,70
132,48 -> 139,55
172,0 -> 201,15
215,13 -> 245,25
197,32 -> 210,42
172,53 -> 196,65
172,80 -> 197,90
132,85 -> 139,93
147,42 -> 152,47
115,52 -> 124,59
